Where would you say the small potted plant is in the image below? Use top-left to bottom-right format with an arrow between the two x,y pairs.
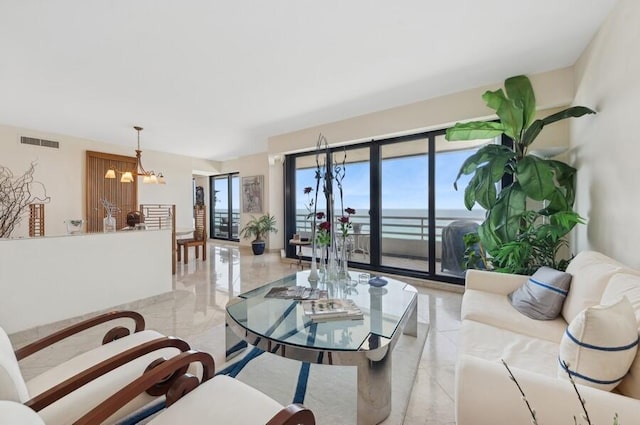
239,214 -> 278,255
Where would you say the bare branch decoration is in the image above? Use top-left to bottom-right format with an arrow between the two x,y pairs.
0,162 -> 50,238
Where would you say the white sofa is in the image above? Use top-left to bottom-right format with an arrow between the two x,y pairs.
456,251 -> 640,425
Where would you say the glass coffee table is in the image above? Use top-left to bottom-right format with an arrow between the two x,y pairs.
225,270 -> 418,425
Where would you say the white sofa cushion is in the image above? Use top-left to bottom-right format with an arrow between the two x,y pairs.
0,326 -> 29,402
456,355 -> 640,425
601,273 -> 640,398
562,251 -> 629,323
26,329 -> 162,397
460,320 -> 560,378
36,342 -> 188,425
558,297 -> 639,391
0,401 -> 45,425
461,289 -> 567,343
508,266 -> 572,320
148,375 -> 284,425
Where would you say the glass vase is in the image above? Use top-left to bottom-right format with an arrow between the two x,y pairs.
103,215 -> 116,233
308,242 -> 319,282
326,235 -> 339,283
319,245 -> 327,276
338,236 -> 350,283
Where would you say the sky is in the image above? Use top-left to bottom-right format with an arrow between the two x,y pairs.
295,149 -> 480,214
210,148 -> 484,217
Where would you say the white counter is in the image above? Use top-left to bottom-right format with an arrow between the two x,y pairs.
0,230 -> 172,333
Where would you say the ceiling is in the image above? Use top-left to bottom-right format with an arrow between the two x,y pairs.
0,1 -> 617,161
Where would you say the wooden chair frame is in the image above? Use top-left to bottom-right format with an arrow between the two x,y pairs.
13,311 -> 191,413
73,350 -> 316,425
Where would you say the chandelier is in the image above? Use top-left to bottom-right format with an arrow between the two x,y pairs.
105,126 -> 165,184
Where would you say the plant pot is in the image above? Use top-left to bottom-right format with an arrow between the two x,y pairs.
251,240 -> 266,255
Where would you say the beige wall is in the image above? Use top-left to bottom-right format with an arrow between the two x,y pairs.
267,67 -> 575,155
220,152 -> 285,250
571,0 -> 640,268
0,124 -> 217,237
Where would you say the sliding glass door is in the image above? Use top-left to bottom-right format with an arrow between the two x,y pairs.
284,129 -> 496,284
380,139 -> 429,271
211,173 -> 240,241
332,147 -> 370,266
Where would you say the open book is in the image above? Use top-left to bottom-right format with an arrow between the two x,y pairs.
301,298 -> 364,322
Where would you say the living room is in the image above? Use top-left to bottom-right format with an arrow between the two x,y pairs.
2,1 -> 639,424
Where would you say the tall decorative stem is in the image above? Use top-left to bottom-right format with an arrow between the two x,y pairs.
338,236 -> 350,282
308,229 -> 319,282
326,194 -> 339,282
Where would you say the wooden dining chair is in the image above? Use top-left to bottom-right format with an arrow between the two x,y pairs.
140,204 -> 177,274
177,205 -> 207,264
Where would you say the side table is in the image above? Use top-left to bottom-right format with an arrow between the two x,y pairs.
288,239 -> 311,269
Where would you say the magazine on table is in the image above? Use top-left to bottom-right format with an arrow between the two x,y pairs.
301,298 -> 364,322
264,286 -> 327,300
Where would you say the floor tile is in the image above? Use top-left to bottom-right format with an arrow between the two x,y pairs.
10,242 -> 463,424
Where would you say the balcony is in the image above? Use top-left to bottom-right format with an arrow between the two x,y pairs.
293,210 -> 483,278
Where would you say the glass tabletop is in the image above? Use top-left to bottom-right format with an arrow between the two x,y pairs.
226,270 -> 417,352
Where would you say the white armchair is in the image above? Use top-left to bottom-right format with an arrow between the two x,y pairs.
1,311 -> 191,425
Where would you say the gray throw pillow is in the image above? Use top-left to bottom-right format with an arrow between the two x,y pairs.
508,266 -> 572,320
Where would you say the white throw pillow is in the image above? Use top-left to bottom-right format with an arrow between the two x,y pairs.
600,273 -> 640,398
558,297 -> 639,391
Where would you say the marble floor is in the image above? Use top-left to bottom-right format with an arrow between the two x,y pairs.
11,241 -> 462,425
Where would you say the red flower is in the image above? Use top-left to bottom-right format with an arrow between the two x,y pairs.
319,221 -> 331,231
338,216 -> 350,224
345,207 -> 356,215
316,212 -> 325,219
303,187 -> 313,194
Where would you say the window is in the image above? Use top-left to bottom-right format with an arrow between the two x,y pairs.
284,129 -> 496,284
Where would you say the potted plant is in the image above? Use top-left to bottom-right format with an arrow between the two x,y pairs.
239,214 -> 278,255
445,75 -> 596,274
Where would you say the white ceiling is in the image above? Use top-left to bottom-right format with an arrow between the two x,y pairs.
0,1 -> 617,161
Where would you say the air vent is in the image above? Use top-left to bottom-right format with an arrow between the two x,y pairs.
40,139 -> 59,149
20,136 -> 60,149
20,136 -> 40,146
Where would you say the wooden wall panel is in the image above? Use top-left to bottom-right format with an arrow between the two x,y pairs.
86,151 -> 138,233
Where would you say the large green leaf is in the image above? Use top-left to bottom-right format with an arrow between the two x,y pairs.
445,121 -> 505,141
521,119 -> 543,147
521,106 -> 596,147
464,166 -> 498,210
453,144 -> 514,190
542,106 -> 596,126
477,219 -> 502,254
464,183 -> 476,211
547,160 -> 577,206
516,156 -> 556,201
482,89 -> 524,141
505,75 -> 537,129
482,88 -> 506,111
545,188 -> 570,213
490,183 -> 527,244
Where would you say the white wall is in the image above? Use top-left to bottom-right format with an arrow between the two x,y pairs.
0,124 -> 218,237
0,230 -> 172,333
571,0 -> 640,268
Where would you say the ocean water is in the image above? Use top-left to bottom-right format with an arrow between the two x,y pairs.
296,208 -> 484,240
